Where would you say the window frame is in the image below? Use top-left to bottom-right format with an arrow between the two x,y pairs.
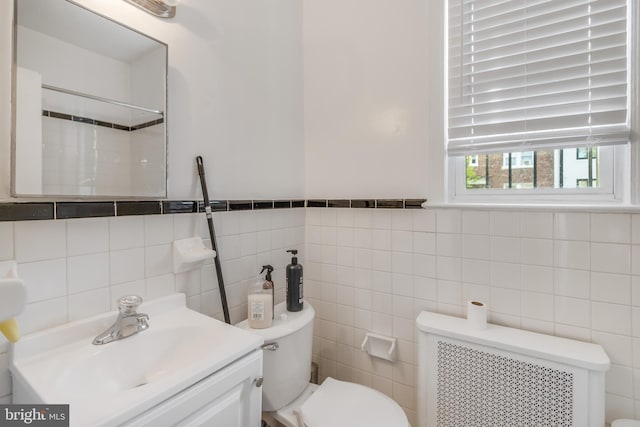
444,0 -> 634,205
449,145 -> 623,203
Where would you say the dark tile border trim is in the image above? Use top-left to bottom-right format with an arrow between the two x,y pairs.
377,199 -> 404,209
117,201 -> 162,216
163,201 -> 198,214
43,110 -> 163,132
253,201 -> 274,210
229,200 -> 253,211
57,202 -> 115,219
405,199 -> 427,209
306,200 -> 328,208
198,201 -> 228,212
351,199 -> 376,209
0,203 -> 54,221
274,200 -> 292,209
328,200 -> 350,208
0,198 -> 426,222
45,111 -> 71,121
130,118 -> 164,131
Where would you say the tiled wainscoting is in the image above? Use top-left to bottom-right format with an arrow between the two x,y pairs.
2,204 -> 640,426
0,208 -> 305,403
305,207 -> 640,426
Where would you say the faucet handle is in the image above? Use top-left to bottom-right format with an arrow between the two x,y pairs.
118,295 -> 143,314
137,313 -> 150,331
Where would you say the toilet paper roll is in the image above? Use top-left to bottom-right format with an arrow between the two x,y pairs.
466,300 -> 487,329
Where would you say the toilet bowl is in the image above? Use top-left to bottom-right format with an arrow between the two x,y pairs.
237,302 -> 409,427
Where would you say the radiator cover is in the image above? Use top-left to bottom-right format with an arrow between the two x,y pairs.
436,339 -> 575,426
416,312 -> 610,427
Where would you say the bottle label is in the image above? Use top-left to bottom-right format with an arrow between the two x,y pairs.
251,301 -> 265,320
299,277 -> 303,303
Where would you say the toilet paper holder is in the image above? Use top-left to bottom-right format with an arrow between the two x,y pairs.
361,332 -> 397,362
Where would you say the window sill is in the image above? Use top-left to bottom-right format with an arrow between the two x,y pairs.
423,201 -> 640,213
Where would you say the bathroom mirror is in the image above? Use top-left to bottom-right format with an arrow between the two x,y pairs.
12,0 -> 167,198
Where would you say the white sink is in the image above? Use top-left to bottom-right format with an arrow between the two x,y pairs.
10,294 -> 263,427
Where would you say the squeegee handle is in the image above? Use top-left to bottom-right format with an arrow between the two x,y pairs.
196,156 -> 210,204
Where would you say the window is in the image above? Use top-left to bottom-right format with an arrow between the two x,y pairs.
466,148 -> 603,190
448,0 -> 630,199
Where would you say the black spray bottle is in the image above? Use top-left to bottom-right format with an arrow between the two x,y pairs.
286,249 -> 303,312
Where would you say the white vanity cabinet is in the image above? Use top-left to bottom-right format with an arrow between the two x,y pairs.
10,294 -> 265,427
126,349 -> 263,426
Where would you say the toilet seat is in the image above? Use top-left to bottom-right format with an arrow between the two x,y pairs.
296,378 -> 409,427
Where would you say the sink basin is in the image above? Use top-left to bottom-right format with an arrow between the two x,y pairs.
10,294 -> 263,426
57,325 -> 215,398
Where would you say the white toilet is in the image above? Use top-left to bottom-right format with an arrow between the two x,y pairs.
238,301 -> 409,427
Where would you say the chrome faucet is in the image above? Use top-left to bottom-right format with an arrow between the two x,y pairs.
92,295 -> 149,345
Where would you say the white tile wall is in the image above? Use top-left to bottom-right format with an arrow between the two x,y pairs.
306,207 -> 640,426
3,206 -> 640,426
0,208 -> 305,403
15,220 -> 66,262
66,218 -> 109,256
109,216 -> 144,251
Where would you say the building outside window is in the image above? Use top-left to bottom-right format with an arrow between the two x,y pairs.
576,147 -> 598,160
466,148 -> 599,190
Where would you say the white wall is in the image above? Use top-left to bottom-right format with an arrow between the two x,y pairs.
301,0 -> 637,424
18,26 -> 132,102
130,45 -> 166,112
303,0 -> 432,199
0,0 -> 304,201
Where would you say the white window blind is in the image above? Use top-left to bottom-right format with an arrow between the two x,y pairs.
447,0 -> 630,156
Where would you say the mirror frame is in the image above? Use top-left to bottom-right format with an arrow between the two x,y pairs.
11,0 -> 169,200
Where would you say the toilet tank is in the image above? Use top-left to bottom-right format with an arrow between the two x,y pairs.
237,301 -> 314,412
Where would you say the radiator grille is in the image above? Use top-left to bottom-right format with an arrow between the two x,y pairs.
436,341 -> 574,427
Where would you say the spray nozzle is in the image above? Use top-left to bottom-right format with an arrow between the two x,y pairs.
261,265 -> 273,281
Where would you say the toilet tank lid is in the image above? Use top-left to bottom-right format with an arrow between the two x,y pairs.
236,301 -> 314,341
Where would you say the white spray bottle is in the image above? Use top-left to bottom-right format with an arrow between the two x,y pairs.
247,265 -> 274,329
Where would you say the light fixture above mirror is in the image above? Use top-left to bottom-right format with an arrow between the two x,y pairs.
123,0 -> 179,18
